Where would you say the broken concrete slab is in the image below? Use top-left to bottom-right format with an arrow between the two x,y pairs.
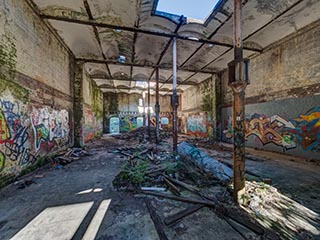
178,142 -> 233,182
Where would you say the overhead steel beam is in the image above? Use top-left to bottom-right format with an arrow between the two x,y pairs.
77,57 -> 216,75
99,86 -> 183,93
91,77 -> 198,86
148,16 -> 185,82
197,0 -> 305,71
40,14 -> 262,52
83,0 -> 112,78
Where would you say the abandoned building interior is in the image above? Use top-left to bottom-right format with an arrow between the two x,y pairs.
0,0 -> 320,239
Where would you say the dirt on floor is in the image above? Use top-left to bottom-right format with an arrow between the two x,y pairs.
0,134 -> 319,240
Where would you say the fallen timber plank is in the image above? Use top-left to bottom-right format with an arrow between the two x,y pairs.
140,191 -> 279,239
145,198 -> 169,240
164,204 -> 205,225
163,177 -> 181,196
141,191 -> 217,207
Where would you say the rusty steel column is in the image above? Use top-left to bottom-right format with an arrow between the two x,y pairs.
172,37 -> 179,154
155,68 -> 160,144
228,0 -> 250,203
147,79 -> 151,139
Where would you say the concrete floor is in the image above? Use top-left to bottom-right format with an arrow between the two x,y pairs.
0,136 -> 319,239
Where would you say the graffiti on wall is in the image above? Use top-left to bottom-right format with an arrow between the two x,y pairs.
223,107 -> 320,152
31,107 -> 69,152
120,115 -> 143,132
0,97 -> 36,173
83,107 -> 103,142
0,95 -> 70,175
186,113 -> 212,137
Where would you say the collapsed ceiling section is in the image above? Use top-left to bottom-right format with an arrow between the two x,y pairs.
31,0 -> 320,95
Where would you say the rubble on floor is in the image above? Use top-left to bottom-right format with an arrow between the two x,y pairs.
109,132 -> 320,239
111,139 -> 283,239
112,126 -> 170,142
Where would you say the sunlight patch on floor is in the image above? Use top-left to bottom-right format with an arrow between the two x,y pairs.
10,202 -> 94,240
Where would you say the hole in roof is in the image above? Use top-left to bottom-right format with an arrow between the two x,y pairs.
156,0 -> 221,22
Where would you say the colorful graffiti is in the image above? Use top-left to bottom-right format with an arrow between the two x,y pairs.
186,113 -> 212,137
83,107 -> 103,142
0,97 -> 34,174
31,107 -> 70,152
120,115 -> 143,132
84,108 -> 95,142
223,107 -> 320,152
0,95 -> 71,176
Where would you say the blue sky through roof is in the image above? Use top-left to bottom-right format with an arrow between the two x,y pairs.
156,0 -> 221,20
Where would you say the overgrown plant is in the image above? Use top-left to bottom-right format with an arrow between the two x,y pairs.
122,160 -> 149,187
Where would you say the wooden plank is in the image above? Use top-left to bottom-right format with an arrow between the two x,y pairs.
164,204 -> 205,225
145,199 -> 169,240
141,191 -> 217,207
163,177 -> 180,196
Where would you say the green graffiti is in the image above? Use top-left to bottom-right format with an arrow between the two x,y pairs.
283,135 -> 294,144
0,151 -> 5,172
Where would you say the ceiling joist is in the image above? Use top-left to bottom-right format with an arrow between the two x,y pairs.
40,14 -> 262,53
77,58 -> 216,75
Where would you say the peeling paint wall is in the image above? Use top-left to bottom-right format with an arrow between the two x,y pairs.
83,71 -> 103,142
220,20 -> 320,159
0,0 -> 73,185
180,76 -> 218,138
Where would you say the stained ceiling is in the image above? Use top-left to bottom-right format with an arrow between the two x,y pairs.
30,0 -> 320,95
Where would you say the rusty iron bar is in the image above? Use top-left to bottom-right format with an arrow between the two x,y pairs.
83,0 -> 112,78
172,37 -> 178,154
147,78 -> 151,139
76,57 -> 216,75
155,68 -> 160,144
40,14 -> 262,53
231,0 -> 246,203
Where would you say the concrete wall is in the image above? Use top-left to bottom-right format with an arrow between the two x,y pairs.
103,93 -> 172,133
180,76 -> 218,138
0,0 -> 74,184
220,19 -> 320,160
83,71 -> 103,142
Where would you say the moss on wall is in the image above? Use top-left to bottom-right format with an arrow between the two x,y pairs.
0,33 -> 29,103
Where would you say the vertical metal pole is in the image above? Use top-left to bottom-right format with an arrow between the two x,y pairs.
155,68 -> 160,144
232,0 -> 246,203
142,91 -> 146,126
147,79 -> 151,139
172,37 -> 178,154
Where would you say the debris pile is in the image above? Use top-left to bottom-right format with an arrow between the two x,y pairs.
51,148 -> 94,168
112,142 -> 224,191
112,126 -> 170,142
112,141 -> 280,239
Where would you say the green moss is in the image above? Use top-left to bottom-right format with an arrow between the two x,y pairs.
0,78 -> 29,103
0,33 -> 29,103
0,33 -> 17,70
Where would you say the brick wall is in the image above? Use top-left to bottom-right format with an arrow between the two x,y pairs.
83,70 -> 103,142
220,19 -> 320,159
180,76 -> 218,138
0,0 -> 74,185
